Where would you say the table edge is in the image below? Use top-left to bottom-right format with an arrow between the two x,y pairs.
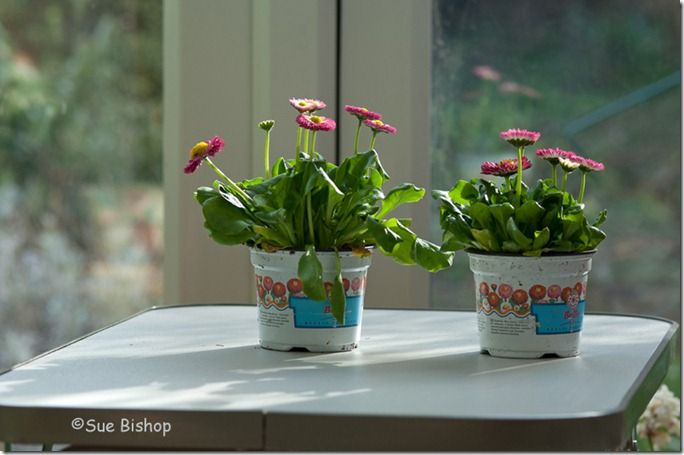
0,303 -> 678,450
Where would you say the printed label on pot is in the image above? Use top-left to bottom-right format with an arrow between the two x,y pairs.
479,315 -> 537,336
476,280 -> 587,336
258,307 -> 292,328
531,301 -> 585,334
290,296 -> 362,328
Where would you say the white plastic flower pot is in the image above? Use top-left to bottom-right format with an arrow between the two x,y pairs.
250,248 -> 372,352
468,251 -> 594,359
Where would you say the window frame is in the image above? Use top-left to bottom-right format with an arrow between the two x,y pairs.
163,0 -> 433,308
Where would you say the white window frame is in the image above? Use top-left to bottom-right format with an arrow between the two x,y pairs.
163,0 -> 433,308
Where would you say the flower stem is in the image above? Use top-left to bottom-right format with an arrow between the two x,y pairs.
504,176 -> 511,192
311,131 -> 317,157
295,127 -> 302,163
307,193 -> 315,245
264,129 -> 271,179
205,158 -> 252,203
353,118 -> 362,154
561,170 -> 569,193
552,164 -> 558,187
515,146 -> 524,197
303,129 -> 310,154
578,171 -> 587,203
369,131 -> 378,150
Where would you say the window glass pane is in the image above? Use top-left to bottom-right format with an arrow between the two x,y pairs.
431,0 -> 680,322
0,0 -> 162,370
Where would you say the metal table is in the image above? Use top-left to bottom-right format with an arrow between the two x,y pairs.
0,305 -> 677,451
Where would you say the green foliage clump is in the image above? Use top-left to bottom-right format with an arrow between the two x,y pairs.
434,177 -> 607,256
197,149 -> 453,323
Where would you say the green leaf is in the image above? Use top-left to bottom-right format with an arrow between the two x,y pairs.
194,187 -> 218,205
506,218 -> 532,248
216,183 -> 246,209
441,232 -> 468,252
330,252 -> 346,325
414,238 -> 454,271
205,224 -> 254,245
271,157 -> 290,176
471,228 -> 499,251
532,227 -> 551,250
365,217 -> 402,253
253,208 -> 288,225
253,225 -> 291,247
240,176 -> 265,188
587,225 -> 607,249
385,218 -> 417,264
366,149 -> 390,179
469,202 -> 493,229
593,209 -> 608,227
396,217 -> 413,228
375,183 -> 425,219
316,165 -> 344,195
562,212 -> 584,239
515,200 -> 545,227
369,168 -> 384,187
502,240 -> 523,253
432,189 -> 457,208
489,203 -> 515,232
201,196 -> 252,235
440,213 -> 474,250
448,180 -> 479,205
298,245 -> 327,301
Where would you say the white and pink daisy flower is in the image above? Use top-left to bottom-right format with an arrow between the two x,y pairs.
364,119 -> 397,135
344,105 -> 382,120
296,114 -> 336,132
572,156 -> 605,173
289,98 -> 327,114
535,148 -> 576,165
500,128 -> 541,147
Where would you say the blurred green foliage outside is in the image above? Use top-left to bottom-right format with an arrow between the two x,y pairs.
431,0 -> 680,324
0,0 -> 162,371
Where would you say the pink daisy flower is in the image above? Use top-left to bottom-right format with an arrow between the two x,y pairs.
364,119 -> 397,135
558,157 -> 580,172
296,114 -> 336,131
480,157 -> 532,177
496,156 -> 532,177
500,128 -> 541,147
289,98 -> 327,113
480,161 -> 500,175
535,148 -> 576,165
183,135 -> 225,174
344,105 -> 382,120
571,155 -> 605,172
473,65 -> 501,82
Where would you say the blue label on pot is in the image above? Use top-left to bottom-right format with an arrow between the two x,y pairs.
290,296 -> 362,328
531,301 -> 585,335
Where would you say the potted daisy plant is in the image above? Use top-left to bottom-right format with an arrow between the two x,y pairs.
434,128 -> 606,358
185,98 -> 453,352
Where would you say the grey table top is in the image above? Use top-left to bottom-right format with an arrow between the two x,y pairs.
0,305 -> 677,450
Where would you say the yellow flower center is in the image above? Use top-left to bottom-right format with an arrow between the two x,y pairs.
189,141 -> 208,159
310,115 -> 324,124
298,101 -> 307,106
372,120 -> 384,126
